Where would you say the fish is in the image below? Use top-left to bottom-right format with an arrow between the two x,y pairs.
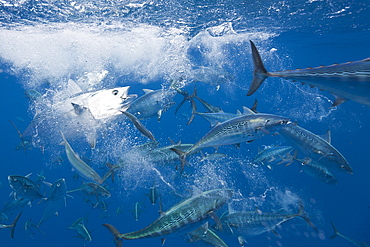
120,110 -> 156,141
296,158 -> 337,184
278,123 -> 353,174
67,182 -> 111,207
187,222 -> 228,247
8,175 -> 43,200
247,40 -> 370,107
145,185 -> 159,205
129,202 -> 145,221
1,198 -> 31,215
37,178 -> 67,227
172,114 -> 290,172
146,142 -> 194,165
250,146 -> 294,168
61,132 -> 103,184
0,212 -> 22,239
330,221 -> 369,247
126,88 -> 176,121
103,188 -> 233,245
219,204 -> 316,240
199,151 -> 227,162
68,217 -> 92,242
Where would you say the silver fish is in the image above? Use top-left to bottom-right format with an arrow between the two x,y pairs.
103,188 -> 233,244
127,88 -> 176,121
251,146 -> 294,168
121,110 -> 156,141
68,217 -> 92,242
61,132 -> 103,184
278,123 -> 353,174
0,212 -> 22,239
172,114 -> 289,172
247,41 -> 370,106
188,222 -> 228,247
8,175 -> 43,200
330,221 -> 369,247
297,158 -> 337,184
38,178 -> 67,226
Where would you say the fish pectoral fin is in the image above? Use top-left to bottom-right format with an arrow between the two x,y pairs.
208,211 -> 222,231
161,238 -> 166,246
331,94 -> 347,107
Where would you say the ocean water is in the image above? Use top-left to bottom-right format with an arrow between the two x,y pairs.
0,0 -> 369,246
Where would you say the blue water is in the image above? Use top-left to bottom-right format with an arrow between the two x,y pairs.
0,1 -> 369,246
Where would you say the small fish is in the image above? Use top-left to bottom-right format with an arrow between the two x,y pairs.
127,88 -> 176,121
247,40 -> 370,107
1,198 -> 31,214
219,203 -> 316,239
199,151 -> 227,162
172,114 -> 289,172
69,217 -> 92,242
297,158 -> 337,184
8,175 -> 43,200
103,188 -> 233,244
129,202 -> 145,221
146,142 -> 194,165
330,221 -> 369,247
38,178 -> 67,227
61,132 -> 103,184
0,212 -> 22,239
251,146 -> 294,168
67,182 -> 111,206
145,185 -> 159,205
278,123 -> 352,174
121,110 -> 156,141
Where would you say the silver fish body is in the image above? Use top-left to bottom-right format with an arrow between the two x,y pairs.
103,188 -> 233,241
297,159 -> 337,184
278,124 -> 352,174
127,89 -> 176,121
251,146 -> 293,166
248,41 -> 370,106
8,175 -> 43,200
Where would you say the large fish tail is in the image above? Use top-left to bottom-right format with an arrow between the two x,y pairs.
103,224 -> 123,247
247,40 -> 269,96
169,148 -> 188,173
187,98 -> 198,125
10,212 -> 22,239
329,221 -> 340,239
297,202 -> 318,232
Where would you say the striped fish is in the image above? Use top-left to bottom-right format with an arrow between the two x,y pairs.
103,188 -> 233,245
248,41 -> 370,106
278,124 -> 353,174
172,114 -> 289,172
296,158 -> 337,185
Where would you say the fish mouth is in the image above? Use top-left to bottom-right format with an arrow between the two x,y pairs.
120,94 -> 138,107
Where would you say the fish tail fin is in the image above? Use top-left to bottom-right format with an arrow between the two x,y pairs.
103,224 -> 123,247
10,212 -> 22,239
329,221 -> 340,239
9,120 -> 27,153
247,40 -> 269,96
250,99 -> 259,113
170,148 -> 188,173
174,85 -> 197,115
297,202 -> 318,232
187,98 -> 198,125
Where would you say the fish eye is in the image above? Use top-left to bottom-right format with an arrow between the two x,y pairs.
112,90 -> 119,96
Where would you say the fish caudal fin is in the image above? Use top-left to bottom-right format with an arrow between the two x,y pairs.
170,148 -> 188,173
10,212 -> 22,239
297,202 -> 318,232
329,221 -> 339,239
187,98 -> 198,125
103,224 -> 123,247
247,40 -> 269,96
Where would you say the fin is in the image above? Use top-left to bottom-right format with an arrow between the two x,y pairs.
161,238 -> 166,245
242,106 -> 255,115
187,98 -> 197,125
323,130 -> 331,143
247,41 -> 269,96
66,79 -> 82,96
71,103 -> 87,115
329,221 -> 339,239
297,202 -> 318,232
237,236 -> 247,246
236,109 -> 242,115
10,212 -> 22,239
209,212 -> 223,231
157,109 -> 163,122
170,148 -> 188,173
250,99 -> 259,113
9,120 -> 27,153
102,224 -> 123,247
331,94 -> 347,107
142,89 -> 154,94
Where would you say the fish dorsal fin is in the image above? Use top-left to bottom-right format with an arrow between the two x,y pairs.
242,106 -> 255,115
322,130 -> 331,143
142,89 -> 154,94
167,137 -> 176,145
227,203 -> 235,214
257,147 -> 262,154
25,173 -> 32,178
236,110 -> 242,116
191,186 -> 203,197
331,94 -> 347,107
66,79 -> 82,97
161,238 -> 166,246
42,181 -> 52,187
